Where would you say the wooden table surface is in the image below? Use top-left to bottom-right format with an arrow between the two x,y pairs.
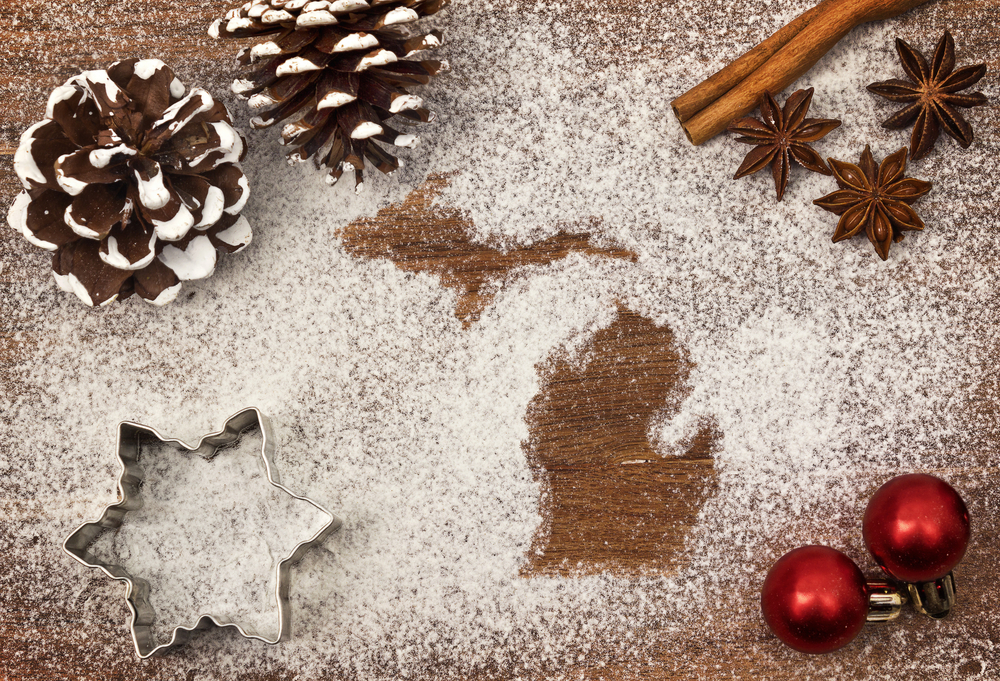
1,0 -> 998,679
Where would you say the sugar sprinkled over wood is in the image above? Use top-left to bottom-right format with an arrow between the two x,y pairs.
1,0 -> 998,678
89,428 -> 331,645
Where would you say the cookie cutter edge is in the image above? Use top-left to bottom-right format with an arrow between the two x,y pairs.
62,406 -> 342,658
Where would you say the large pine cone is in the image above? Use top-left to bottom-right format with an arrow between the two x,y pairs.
211,0 -> 448,191
7,59 -> 251,307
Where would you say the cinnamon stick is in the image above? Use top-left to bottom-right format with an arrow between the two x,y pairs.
671,0 -> 833,124
672,0 -> 932,146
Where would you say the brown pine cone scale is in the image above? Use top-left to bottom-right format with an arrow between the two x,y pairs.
211,0 -> 449,191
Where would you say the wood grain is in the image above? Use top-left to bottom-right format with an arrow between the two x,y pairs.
342,174 -> 637,326
1,0 -> 998,679
524,306 -> 719,576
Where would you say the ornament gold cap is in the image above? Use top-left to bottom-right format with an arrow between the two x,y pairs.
865,581 -> 906,622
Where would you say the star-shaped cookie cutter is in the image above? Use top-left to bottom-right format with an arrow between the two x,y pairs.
63,407 -> 342,658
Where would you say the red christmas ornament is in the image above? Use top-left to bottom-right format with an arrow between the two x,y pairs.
863,474 -> 970,584
761,545 -> 869,654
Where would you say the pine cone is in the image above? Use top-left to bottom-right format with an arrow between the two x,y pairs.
7,59 -> 251,307
210,0 -> 449,191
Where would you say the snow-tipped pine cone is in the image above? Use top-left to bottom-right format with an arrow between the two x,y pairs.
210,0 -> 448,191
7,59 -> 251,307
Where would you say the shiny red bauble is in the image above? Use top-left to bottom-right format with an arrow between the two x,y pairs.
760,545 -> 869,654
863,474 -> 970,583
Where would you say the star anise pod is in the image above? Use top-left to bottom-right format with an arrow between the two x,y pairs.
727,88 -> 841,201
868,31 -> 988,161
813,145 -> 932,261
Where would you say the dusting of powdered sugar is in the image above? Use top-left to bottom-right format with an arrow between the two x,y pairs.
1,0 -> 999,679
88,427 -> 332,646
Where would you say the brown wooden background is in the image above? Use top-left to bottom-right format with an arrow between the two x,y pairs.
1,0 -> 998,679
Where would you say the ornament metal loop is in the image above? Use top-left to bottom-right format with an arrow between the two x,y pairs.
907,573 -> 957,619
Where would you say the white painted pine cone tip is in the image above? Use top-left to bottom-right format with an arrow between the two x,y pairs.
211,0 -> 449,189
7,59 -> 252,307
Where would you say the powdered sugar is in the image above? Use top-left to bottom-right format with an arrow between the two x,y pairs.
134,164 -> 172,210
12,122 -> 50,189
54,152 -> 90,195
158,88 -> 215,135
44,84 -> 80,119
87,425 -> 332,646
63,203 -> 103,239
1,0 -> 998,679
158,234 -> 217,279
89,144 -> 136,169
133,58 -> 167,80
214,215 -> 253,249
100,231 -> 157,270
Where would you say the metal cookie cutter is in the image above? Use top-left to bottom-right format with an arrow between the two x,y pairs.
63,407 -> 342,658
